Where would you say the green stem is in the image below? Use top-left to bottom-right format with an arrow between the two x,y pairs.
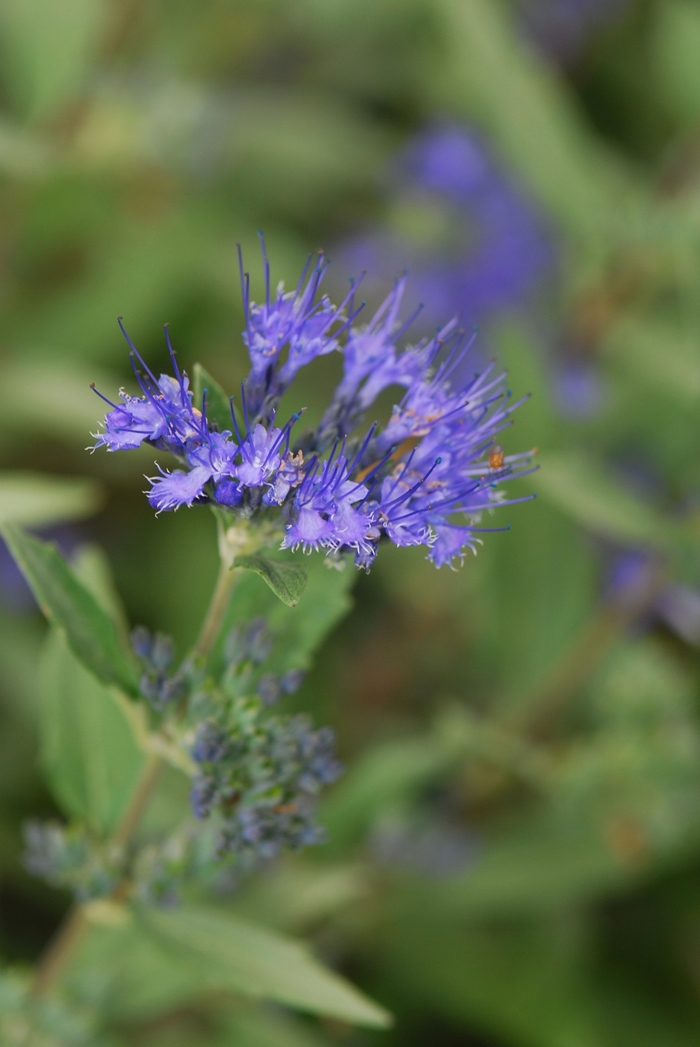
31,753 -> 163,996
193,559 -> 239,660
31,905 -> 90,996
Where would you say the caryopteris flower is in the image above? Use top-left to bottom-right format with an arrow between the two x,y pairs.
92,238 -> 536,570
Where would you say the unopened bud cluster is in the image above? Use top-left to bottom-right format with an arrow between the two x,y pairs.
22,822 -> 122,901
188,617 -> 342,860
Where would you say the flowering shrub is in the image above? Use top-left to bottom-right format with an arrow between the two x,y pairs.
0,244 -> 533,1035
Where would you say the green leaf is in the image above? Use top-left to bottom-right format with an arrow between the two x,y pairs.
236,553 -> 308,607
210,550 -> 355,679
383,912 -> 606,1047
652,0 -> 700,127
602,313 -> 700,406
0,471 -> 102,527
533,451 -> 685,552
0,361 -> 119,442
222,1009 -> 333,1047
37,546 -> 144,834
39,632 -> 145,834
193,362 -> 234,434
0,0 -> 108,121
322,735 -> 461,851
0,524 -> 139,697
232,860 -> 369,934
431,0 -> 628,240
140,905 -> 391,1028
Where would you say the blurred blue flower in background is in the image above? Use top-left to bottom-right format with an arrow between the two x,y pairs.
519,0 -> 631,63
338,125 -> 554,333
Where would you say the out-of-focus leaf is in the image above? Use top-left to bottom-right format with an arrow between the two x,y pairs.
652,0 -> 700,126
384,909 -> 700,1047
413,823 -> 631,920
533,451 -> 684,551
0,968 -> 102,1047
2,204 -> 232,362
233,860 -> 369,933
221,88 -> 385,214
39,632 -> 144,834
603,313 -> 700,405
140,905 -> 391,1027
0,0 -> 108,121
65,919 -> 192,1022
236,554 -> 307,607
193,361 -> 233,434
0,361 -> 117,443
0,471 -> 102,527
71,543 -> 130,640
38,545 -> 144,834
322,733 -> 463,850
1,524 -> 140,697
70,905 -> 387,1027
210,551 -> 354,678
431,0 -> 629,239
477,326 -> 599,704
222,1009 -> 332,1047
0,610 -> 44,799
0,117 -> 50,176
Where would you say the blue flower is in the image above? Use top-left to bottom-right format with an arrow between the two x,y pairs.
338,125 -> 553,331
240,239 -> 358,419
93,242 -> 536,569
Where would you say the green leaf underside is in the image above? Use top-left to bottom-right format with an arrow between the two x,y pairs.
193,362 -> 234,434
0,471 -> 103,527
139,905 -> 391,1028
236,553 -> 308,607
0,523 -> 139,697
39,631 -> 145,834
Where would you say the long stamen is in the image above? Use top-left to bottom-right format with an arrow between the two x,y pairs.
130,355 -> 169,423
348,423 -> 377,475
240,382 -> 250,433
383,457 -> 443,513
237,244 -> 252,346
229,397 -> 243,444
90,383 -> 118,409
258,231 -> 271,309
393,300 -> 424,344
163,323 -> 181,381
118,318 -> 159,387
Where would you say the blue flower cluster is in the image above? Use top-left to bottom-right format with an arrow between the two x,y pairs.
93,241 -> 535,569
131,626 -> 186,710
23,821 -> 121,901
188,618 -> 342,860
190,714 -> 341,860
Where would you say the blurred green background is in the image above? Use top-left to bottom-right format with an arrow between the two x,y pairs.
7,0 -> 700,1043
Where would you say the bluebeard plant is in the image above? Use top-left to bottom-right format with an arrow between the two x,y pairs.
92,241 -> 536,571
10,239 -> 538,1022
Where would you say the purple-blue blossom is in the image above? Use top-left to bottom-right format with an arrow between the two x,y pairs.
338,125 -> 553,332
92,242 -> 536,570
